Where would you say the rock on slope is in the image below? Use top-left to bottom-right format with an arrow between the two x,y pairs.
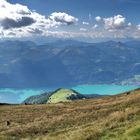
22,92 -> 53,104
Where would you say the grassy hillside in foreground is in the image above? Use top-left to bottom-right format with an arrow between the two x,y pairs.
0,89 -> 140,140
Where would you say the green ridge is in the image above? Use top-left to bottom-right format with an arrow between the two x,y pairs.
47,89 -> 85,103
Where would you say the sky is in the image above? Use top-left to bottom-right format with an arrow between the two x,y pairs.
0,0 -> 140,42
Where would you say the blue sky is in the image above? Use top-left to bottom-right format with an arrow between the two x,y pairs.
0,0 -> 140,42
7,0 -> 140,23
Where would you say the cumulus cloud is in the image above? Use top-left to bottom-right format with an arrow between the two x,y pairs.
0,0 -> 140,41
128,22 -> 132,27
95,16 -> 102,22
49,12 -> 78,25
103,15 -> 127,30
65,14 -> 140,40
0,0 -> 78,38
137,24 -> 140,30
95,15 -> 132,31
82,22 -> 89,25
1,17 -> 35,29
0,0 -> 36,29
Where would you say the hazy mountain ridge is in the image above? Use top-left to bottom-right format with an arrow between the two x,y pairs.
0,40 -> 140,87
120,75 -> 140,85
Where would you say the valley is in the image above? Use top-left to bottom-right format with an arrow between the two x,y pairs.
0,40 -> 140,88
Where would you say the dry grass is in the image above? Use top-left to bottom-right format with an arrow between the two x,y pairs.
0,90 -> 140,140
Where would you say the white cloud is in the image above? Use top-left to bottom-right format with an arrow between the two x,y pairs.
103,15 -> 126,30
92,24 -> 98,29
94,15 -> 133,32
82,22 -> 89,25
95,16 -> 102,22
137,24 -> 140,30
0,0 -> 39,29
128,22 -> 132,27
0,0 -> 78,38
49,12 -> 78,25
0,1 -> 140,41
80,28 -> 87,32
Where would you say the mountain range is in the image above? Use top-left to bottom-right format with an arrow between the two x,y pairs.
0,39 -> 140,88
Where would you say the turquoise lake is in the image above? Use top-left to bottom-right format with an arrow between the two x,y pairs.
0,85 -> 139,103
72,85 -> 139,95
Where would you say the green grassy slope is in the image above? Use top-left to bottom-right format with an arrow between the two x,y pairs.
47,88 -> 85,103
